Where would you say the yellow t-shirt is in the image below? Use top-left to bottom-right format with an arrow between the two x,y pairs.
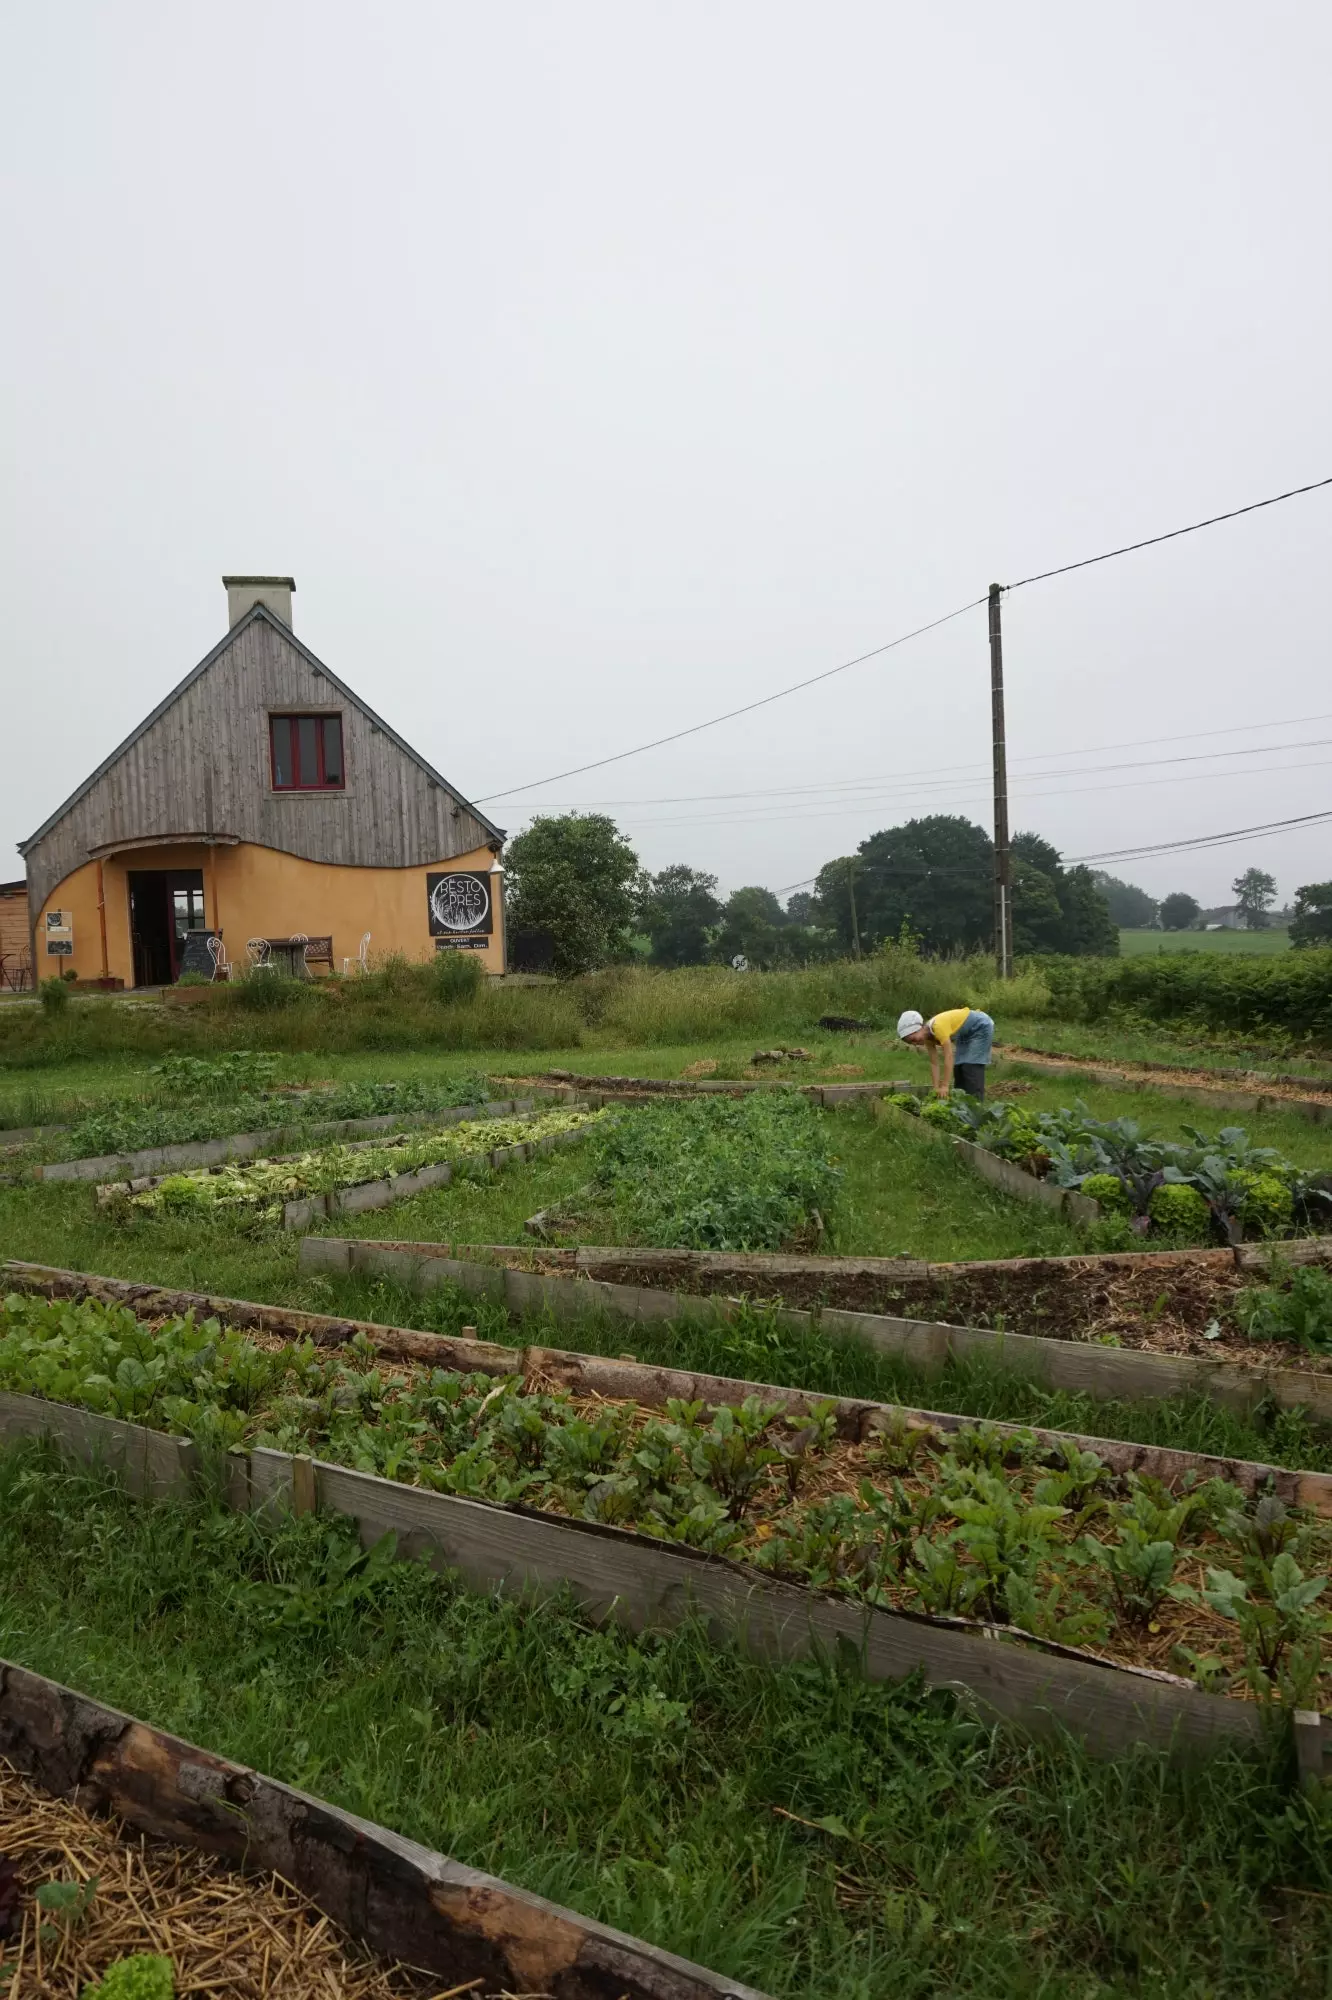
927,1007 -> 972,1045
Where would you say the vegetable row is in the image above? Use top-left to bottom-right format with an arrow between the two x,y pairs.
108,1107 -> 603,1222
3,1289 -> 1328,1710
913,1095 -> 1332,1243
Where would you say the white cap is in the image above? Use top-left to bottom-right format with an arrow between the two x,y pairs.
897,1009 -> 924,1038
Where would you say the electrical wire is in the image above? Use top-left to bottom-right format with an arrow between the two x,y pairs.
1068,809 -> 1332,866
520,731 -> 1332,814
477,474 -> 1330,804
1005,476 -> 1332,591
473,594 -> 986,803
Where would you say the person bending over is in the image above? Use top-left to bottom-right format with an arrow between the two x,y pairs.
897,1006 -> 995,1099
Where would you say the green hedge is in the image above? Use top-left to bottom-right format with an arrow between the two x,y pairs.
1032,947 -> 1332,1042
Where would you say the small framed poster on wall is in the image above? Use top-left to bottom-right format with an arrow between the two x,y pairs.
426,871 -> 492,942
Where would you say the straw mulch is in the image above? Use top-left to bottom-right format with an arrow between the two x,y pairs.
0,1761 -> 507,1998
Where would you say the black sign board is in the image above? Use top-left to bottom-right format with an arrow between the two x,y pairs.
426,871 -> 492,939
45,938 -> 73,957
177,930 -> 221,981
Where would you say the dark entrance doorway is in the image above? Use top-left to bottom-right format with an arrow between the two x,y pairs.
128,870 -> 205,986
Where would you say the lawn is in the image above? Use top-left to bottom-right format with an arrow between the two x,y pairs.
1120,928 -> 1291,955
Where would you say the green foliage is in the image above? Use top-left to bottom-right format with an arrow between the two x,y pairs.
232,969 -> 304,1009
1160,892 -> 1201,931
1092,870 -> 1158,929
1231,1169 -> 1294,1237
816,815 -> 994,956
1082,1171 -> 1132,1215
59,1068 -> 493,1161
39,976 -> 72,1016
1290,881 -> 1332,949
505,813 -> 641,975
7,1458 -> 1332,1999
1232,867 -> 1278,931
429,948 -> 484,1002
1234,1266 -> 1332,1354
636,865 -> 723,967
586,1092 -> 841,1250
120,1107 -> 600,1220
4,1290 -> 1330,1708
82,1954 -> 174,2000
1146,1179 -> 1212,1241
1036,947 -> 1332,1042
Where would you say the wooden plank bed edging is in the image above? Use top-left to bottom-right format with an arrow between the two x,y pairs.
953,1136 -> 1103,1224
0,1385 -> 1300,1766
280,1118 -> 599,1232
295,1233 -> 1332,1430
1000,1053 -> 1332,1127
35,1097 -> 536,1183
0,1662 -> 766,2000
7,1258 -> 1332,1514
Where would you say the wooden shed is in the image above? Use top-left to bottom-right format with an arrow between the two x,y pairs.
0,878 -> 31,990
18,578 -> 507,987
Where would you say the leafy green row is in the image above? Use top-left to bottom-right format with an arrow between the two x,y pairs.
3,1288 -> 1328,1708
914,1095 -> 1331,1243
114,1107 -> 603,1221
583,1091 -> 842,1251
53,1062 -> 494,1160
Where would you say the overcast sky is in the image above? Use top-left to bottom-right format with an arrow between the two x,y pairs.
4,2 -> 1329,909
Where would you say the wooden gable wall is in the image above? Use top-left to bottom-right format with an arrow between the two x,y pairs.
23,613 -> 498,916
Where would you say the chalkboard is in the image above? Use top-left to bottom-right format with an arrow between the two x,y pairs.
426,871 -> 492,937
177,931 -> 221,981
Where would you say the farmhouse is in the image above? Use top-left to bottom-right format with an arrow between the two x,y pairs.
18,578 -> 506,987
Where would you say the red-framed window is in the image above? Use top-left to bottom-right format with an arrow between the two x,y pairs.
270,714 -> 345,790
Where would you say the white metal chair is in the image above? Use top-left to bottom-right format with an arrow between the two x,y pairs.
207,935 -> 229,982
342,931 -> 371,976
246,937 -> 273,971
288,932 -> 309,978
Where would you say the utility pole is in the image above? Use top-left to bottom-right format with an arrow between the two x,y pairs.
988,582 -> 1013,979
847,858 -> 862,960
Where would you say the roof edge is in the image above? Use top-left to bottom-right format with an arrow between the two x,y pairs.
20,605 -> 505,854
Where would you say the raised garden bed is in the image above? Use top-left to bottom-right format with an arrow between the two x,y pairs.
35,1095 -> 531,1184
3,1267 -> 1331,1762
294,1233 -> 1332,1424
0,1665 -> 757,1999
91,1105 -> 604,1228
1003,1046 -> 1332,1122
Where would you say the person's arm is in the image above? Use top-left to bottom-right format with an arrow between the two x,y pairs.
940,1036 -> 956,1095
927,1037 -> 942,1093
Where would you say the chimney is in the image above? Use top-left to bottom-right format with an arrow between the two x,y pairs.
223,575 -> 296,628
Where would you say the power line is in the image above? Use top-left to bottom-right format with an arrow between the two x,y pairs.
473,595 -> 986,803
510,712 -> 1332,812
523,731 -> 1332,814
1005,476 -> 1332,592
478,474 -> 1330,805
1068,808 -> 1332,867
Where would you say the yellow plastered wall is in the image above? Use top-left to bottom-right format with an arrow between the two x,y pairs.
35,842 -> 505,984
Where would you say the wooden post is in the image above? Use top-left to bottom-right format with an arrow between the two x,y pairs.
96,858 -> 109,981
291,1455 -> 318,1516
988,583 -> 1013,979
847,858 -> 862,959
1293,1710 -> 1325,1792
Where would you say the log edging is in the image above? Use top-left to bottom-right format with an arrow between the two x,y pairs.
0,1660 -> 766,1998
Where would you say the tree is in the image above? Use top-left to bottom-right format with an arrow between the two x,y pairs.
1232,867 -> 1278,930
1091,870 -> 1159,929
1055,864 -> 1119,956
815,816 -> 993,955
785,891 -> 817,925
1290,881 -> 1332,948
1160,892 -> 1201,932
503,814 -> 640,976
636,864 -> 722,966
1010,833 -> 1117,956
715,886 -> 788,968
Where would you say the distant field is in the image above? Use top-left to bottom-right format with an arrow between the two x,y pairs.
1118,926 -> 1290,955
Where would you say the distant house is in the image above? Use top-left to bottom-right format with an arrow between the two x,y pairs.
18,577 -> 506,987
